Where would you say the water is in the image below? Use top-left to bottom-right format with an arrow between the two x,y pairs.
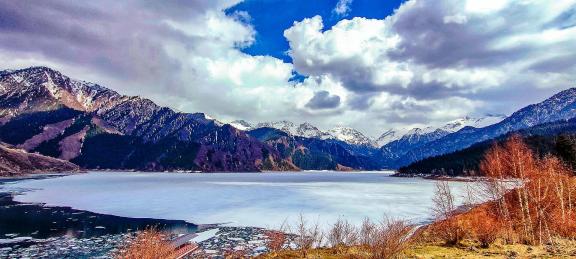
2,171 -> 470,230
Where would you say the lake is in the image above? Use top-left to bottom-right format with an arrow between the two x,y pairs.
3,171 -> 470,229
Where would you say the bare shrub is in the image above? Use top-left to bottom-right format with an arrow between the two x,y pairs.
369,217 -> 413,259
431,181 -> 466,245
115,227 -> 175,259
327,218 -> 358,248
292,214 -> 323,257
223,248 -> 247,259
432,181 -> 456,220
359,217 -> 377,246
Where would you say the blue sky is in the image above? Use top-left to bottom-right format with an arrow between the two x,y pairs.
227,0 -> 406,63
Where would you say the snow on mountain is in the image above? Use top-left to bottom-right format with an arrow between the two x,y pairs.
296,122 -> 332,139
230,116 -> 507,148
395,88 -> 576,167
254,120 -> 297,135
229,120 -> 253,131
375,115 -> 507,148
229,120 -> 371,146
375,129 -> 405,147
440,115 -> 507,132
327,127 -> 375,146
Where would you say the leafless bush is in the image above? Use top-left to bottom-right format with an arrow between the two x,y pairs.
359,217 -> 377,246
369,217 -> 413,259
327,217 -> 359,248
479,135 -> 576,245
292,214 -> 323,257
432,181 -> 456,220
265,230 -> 286,252
280,215 -> 414,258
431,181 -> 467,245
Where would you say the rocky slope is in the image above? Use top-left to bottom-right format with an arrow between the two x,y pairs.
0,67 -> 296,172
0,142 -> 79,176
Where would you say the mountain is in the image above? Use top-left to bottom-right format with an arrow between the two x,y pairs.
375,129 -> 404,147
247,127 -> 383,170
253,121 -> 332,139
394,88 -> 576,167
378,115 -> 506,165
229,120 -> 252,131
230,120 -> 372,146
439,115 -> 506,132
0,67 -> 297,172
326,126 -> 375,146
397,118 -> 576,176
0,142 -> 79,176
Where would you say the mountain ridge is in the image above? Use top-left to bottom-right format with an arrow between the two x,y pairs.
0,66 -> 297,172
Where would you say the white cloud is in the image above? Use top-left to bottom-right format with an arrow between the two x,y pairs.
333,0 -> 353,17
1,0 -> 576,137
283,0 -> 576,134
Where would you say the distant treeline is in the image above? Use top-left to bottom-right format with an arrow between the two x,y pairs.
398,119 -> 576,176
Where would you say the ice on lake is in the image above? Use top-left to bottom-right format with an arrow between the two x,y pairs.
3,171 -> 470,229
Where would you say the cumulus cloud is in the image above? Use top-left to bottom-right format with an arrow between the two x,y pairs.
284,0 -> 576,132
333,0 -> 353,17
1,0 -> 575,136
0,0 -> 315,126
306,91 -> 341,109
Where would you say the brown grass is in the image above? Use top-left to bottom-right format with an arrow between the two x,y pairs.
115,227 -> 176,259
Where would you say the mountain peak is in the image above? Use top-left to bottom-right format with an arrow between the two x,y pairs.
327,126 -> 374,146
229,120 -> 253,130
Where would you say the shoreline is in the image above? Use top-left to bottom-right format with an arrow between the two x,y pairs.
391,172 -> 484,182
0,176 -> 291,258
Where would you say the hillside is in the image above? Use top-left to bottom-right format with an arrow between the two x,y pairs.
0,142 -> 79,176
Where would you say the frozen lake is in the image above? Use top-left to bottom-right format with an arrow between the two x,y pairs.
3,171 -> 469,229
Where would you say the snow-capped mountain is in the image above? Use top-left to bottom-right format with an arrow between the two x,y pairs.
440,115 -> 506,132
377,114 -> 509,165
327,127 -> 375,146
0,66 -> 296,172
375,129 -> 405,147
229,120 -> 373,144
395,88 -> 576,167
229,120 -> 252,131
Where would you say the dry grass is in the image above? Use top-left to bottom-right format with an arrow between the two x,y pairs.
260,215 -> 414,259
115,227 -> 176,259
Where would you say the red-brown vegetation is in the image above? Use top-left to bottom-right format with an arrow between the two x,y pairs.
115,227 -> 176,259
429,134 -> 576,247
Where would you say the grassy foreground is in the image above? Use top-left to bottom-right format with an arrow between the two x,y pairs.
260,239 -> 576,258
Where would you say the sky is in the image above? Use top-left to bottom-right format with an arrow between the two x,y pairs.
0,0 -> 575,137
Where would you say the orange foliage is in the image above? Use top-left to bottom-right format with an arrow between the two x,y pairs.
430,135 -> 576,247
476,135 -> 576,245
